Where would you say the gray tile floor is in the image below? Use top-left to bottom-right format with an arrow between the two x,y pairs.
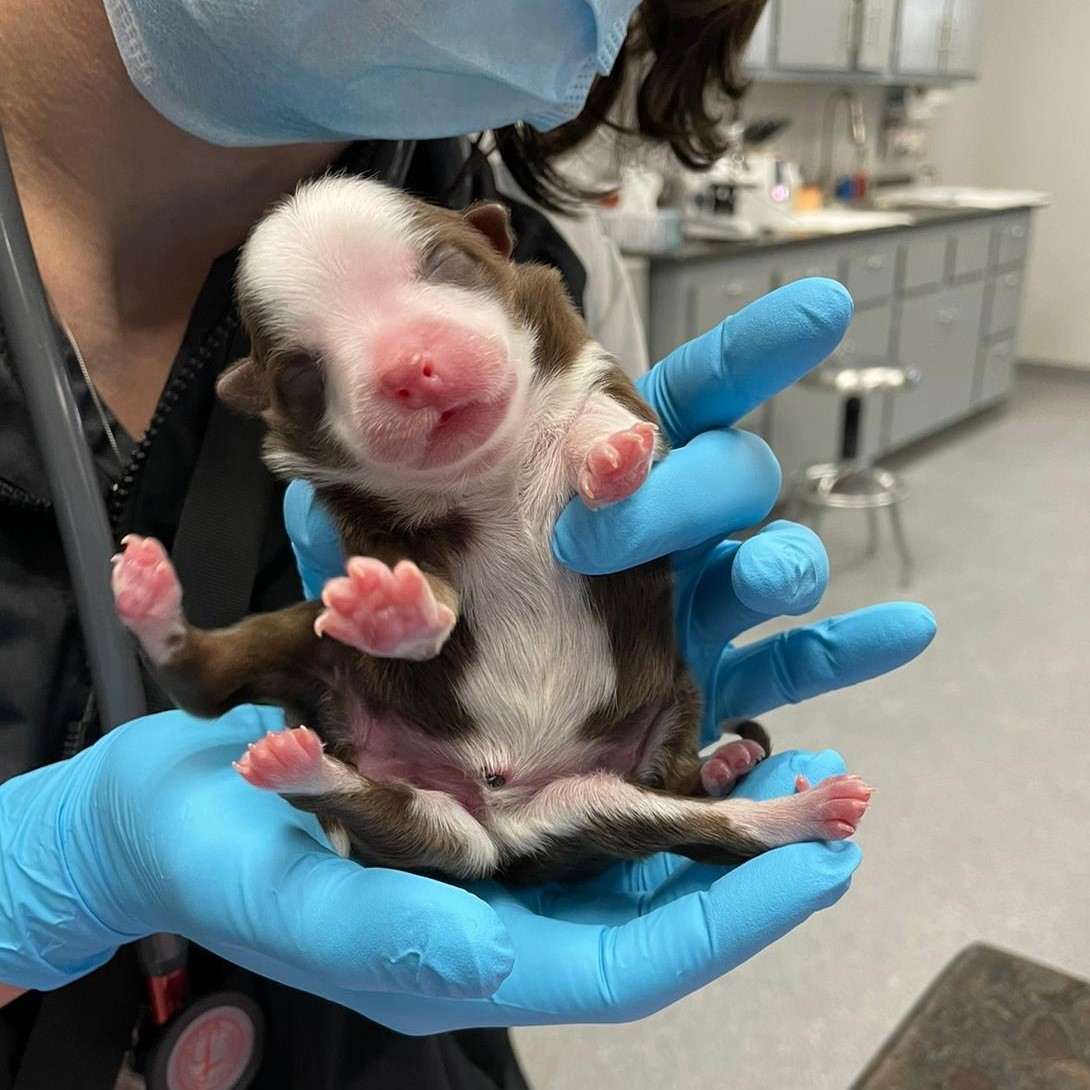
513,367 -> 1090,1089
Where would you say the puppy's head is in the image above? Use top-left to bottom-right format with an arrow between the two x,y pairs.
220,175 -> 557,495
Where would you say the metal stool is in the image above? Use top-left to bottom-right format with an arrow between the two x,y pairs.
790,362 -> 920,587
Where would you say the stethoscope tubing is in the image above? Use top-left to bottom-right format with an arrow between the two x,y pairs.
0,124 -> 148,731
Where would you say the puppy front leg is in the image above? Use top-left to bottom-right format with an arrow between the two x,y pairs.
235,726 -> 499,879
564,374 -> 665,510
314,555 -> 457,661
112,534 -> 327,719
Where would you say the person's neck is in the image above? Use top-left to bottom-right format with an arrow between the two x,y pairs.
0,0 -> 349,433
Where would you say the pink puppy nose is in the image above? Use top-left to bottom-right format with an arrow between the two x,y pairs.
378,351 -> 451,411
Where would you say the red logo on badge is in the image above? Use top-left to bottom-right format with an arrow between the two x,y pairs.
166,1005 -> 256,1090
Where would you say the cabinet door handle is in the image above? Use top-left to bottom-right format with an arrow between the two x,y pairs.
866,254 -> 885,270
938,308 -> 962,325
1010,224 -> 1027,239
1004,273 -> 1020,288
995,344 -> 1012,357
727,280 -> 745,297
805,266 -> 824,277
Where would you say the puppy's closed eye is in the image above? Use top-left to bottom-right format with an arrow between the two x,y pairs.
421,245 -> 482,289
272,351 -> 325,421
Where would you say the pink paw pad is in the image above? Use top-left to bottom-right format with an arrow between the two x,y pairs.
111,535 -> 180,622
234,726 -> 327,794
701,739 -> 768,797
578,422 -> 657,509
111,535 -> 184,661
315,557 -> 455,660
793,773 -> 875,840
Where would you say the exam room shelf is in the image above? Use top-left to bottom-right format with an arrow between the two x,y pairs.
639,204 -> 1040,485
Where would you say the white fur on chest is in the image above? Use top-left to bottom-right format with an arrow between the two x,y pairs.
452,345 -> 618,780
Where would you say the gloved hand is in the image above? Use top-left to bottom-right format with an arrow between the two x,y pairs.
278,278 -> 936,1034
552,278 -> 937,741
0,706 -> 513,999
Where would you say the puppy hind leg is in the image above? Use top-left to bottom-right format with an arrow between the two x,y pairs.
237,728 -> 498,879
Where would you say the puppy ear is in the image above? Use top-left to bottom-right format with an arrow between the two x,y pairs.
464,202 -> 514,259
217,357 -> 269,414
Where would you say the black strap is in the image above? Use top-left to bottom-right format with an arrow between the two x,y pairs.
15,397 -> 277,1090
170,397 -> 275,629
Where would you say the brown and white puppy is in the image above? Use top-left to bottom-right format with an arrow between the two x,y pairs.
112,176 -> 871,885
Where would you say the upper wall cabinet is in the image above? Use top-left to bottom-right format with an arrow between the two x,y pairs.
775,0 -> 855,71
745,3 -> 774,69
857,0 -> 898,70
746,0 -> 982,82
894,0 -> 983,78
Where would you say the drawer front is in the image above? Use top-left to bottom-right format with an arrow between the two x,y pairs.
951,221 -> 992,280
900,229 -> 949,292
976,339 -> 1016,404
890,282 -> 984,446
843,240 -> 898,305
995,213 -> 1030,268
777,247 -> 841,287
987,269 -> 1025,339
835,302 -> 894,364
687,261 -> 776,337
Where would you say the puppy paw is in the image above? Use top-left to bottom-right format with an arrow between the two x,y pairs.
701,738 -> 768,797
234,726 -> 327,794
315,557 -> 455,660
111,535 -> 184,663
578,423 -> 657,509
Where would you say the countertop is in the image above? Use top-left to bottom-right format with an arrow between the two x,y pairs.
629,203 -> 1041,263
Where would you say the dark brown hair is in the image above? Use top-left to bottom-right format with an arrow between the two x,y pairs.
492,0 -> 769,210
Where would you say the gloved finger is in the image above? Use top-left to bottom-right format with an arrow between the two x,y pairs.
637,279 -> 853,446
641,749 -> 850,908
553,429 -> 781,575
711,602 -> 938,722
593,838 -> 859,1022
283,479 -> 345,600
339,837 -> 857,1034
183,843 -> 515,1000
676,521 -> 829,657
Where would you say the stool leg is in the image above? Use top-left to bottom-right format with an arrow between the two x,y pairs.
865,506 -> 880,557
888,500 -> 914,587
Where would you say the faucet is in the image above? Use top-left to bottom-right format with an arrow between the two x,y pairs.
818,88 -> 868,199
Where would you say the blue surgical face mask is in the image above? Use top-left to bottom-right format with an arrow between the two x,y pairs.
101,0 -> 640,146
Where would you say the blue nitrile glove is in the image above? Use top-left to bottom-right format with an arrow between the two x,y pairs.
0,706 -> 513,998
287,747 -> 859,1034
552,278 -> 937,742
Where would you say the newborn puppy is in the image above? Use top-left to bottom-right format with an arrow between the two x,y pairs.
112,176 -> 871,884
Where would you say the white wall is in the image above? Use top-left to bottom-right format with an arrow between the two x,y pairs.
928,0 -> 1090,369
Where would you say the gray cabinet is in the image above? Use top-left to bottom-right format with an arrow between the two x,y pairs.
745,3 -> 774,70
894,0 -> 983,79
775,0 -> 854,71
895,0 -> 947,75
946,0 -> 983,76
889,280 -> 984,446
642,208 -> 1036,486
857,0 -> 897,70
976,340 -> 1016,405
646,257 -> 775,364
